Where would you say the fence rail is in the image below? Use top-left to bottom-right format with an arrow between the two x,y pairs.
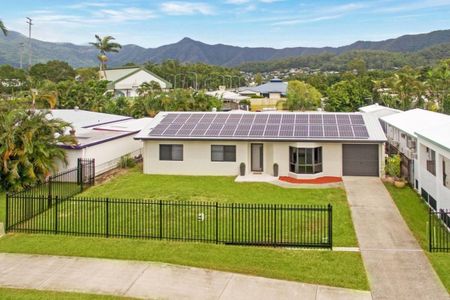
6,196 -> 333,248
429,209 -> 450,252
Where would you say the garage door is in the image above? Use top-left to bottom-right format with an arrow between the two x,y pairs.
343,144 -> 379,176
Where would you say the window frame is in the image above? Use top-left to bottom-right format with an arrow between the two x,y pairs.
211,145 -> 236,162
426,147 -> 436,176
159,144 -> 183,161
289,146 -> 323,174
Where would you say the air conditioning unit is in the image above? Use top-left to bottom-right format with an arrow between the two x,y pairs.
407,138 -> 416,150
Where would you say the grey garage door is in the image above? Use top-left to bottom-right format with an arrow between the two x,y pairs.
343,144 -> 379,176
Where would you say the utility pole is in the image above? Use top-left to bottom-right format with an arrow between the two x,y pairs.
19,43 -> 24,69
26,17 -> 33,70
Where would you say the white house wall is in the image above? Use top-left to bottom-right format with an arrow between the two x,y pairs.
417,138 -> 450,210
142,140 -> 383,177
115,70 -> 169,97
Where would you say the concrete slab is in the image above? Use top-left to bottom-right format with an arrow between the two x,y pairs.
343,177 -> 448,300
0,253 -> 373,300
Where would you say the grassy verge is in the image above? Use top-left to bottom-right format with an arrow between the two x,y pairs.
385,184 -> 450,293
0,288 -> 133,299
79,167 -> 357,247
0,234 -> 369,291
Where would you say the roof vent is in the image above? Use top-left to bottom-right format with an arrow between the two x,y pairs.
212,107 -> 217,112
74,106 -> 79,111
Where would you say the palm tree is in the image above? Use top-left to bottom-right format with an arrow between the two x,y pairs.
89,35 -> 121,79
0,20 -> 7,36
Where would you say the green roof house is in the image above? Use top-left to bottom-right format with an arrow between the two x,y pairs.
99,66 -> 172,97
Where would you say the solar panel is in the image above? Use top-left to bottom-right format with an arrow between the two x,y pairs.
282,114 -> 295,124
309,125 -> 324,137
323,125 -> 339,137
352,125 -> 369,138
350,115 -> 365,125
310,115 -> 322,124
336,115 -> 351,125
268,114 -> 282,124
150,113 -> 370,140
323,114 -> 337,124
295,114 -> 308,124
338,125 -> 353,137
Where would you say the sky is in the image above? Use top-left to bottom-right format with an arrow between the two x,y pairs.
2,0 -> 450,48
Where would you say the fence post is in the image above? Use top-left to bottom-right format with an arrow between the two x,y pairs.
215,202 -> 219,244
159,200 -> 163,240
274,204 -> 277,245
92,159 -> 95,186
429,208 -> 432,252
106,198 -> 110,238
78,158 -> 84,192
231,203 -> 234,244
5,192 -> 9,231
328,204 -> 333,249
54,196 -> 59,234
47,176 -> 52,208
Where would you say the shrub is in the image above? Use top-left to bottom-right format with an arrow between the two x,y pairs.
118,155 -> 136,169
385,154 -> 401,178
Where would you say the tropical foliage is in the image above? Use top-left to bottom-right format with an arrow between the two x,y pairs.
90,35 -> 122,78
0,105 -> 76,191
0,20 -> 7,36
285,80 -> 322,111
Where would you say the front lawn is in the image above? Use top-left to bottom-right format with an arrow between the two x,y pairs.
0,234 -> 369,291
80,167 -> 357,247
385,184 -> 450,293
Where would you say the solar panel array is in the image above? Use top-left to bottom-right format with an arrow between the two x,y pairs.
149,113 -> 370,139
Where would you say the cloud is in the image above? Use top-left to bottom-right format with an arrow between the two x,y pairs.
375,0 -> 450,13
96,8 -> 156,22
160,2 -> 214,15
272,14 -> 343,26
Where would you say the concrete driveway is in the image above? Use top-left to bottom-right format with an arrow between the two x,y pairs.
0,253 -> 371,300
343,177 -> 448,300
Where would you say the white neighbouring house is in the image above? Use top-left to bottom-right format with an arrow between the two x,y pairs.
381,109 -> 450,210
135,112 -> 386,179
358,103 -> 401,133
48,109 -> 153,175
99,67 -> 172,97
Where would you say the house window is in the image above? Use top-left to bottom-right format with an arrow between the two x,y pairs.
426,147 -> 436,176
211,145 -> 236,162
289,147 -> 323,174
444,158 -> 449,188
160,144 -> 183,161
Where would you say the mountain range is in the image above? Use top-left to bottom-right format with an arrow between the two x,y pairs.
1,29 -> 450,68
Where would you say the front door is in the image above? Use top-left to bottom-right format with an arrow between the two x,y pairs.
251,144 -> 264,172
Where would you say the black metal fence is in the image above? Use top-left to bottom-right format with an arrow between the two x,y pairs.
6,196 -> 333,248
429,209 -> 450,252
5,158 -> 95,229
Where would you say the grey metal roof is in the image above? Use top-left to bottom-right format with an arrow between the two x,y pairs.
239,78 -> 287,95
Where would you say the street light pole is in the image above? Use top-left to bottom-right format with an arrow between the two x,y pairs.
19,43 -> 24,69
26,17 -> 33,70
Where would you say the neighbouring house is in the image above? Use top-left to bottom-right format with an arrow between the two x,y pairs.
49,109 -> 153,175
205,88 -> 249,110
238,78 -> 287,99
358,103 -> 401,132
135,111 -> 386,178
99,66 -> 172,97
381,109 -> 450,210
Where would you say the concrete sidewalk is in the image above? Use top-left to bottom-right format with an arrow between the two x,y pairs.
343,177 -> 448,300
0,253 -> 371,300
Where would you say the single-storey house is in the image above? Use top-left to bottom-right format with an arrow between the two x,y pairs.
238,78 -> 287,99
205,88 -> 249,110
381,109 -> 450,210
99,67 -> 172,97
135,111 -> 386,178
49,109 -> 153,175
358,103 -> 401,133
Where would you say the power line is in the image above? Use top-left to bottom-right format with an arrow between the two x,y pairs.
26,17 -> 33,69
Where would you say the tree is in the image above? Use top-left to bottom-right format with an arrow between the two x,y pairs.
426,59 -> 450,113
76,67 -> 99,82
30,60 -> 76,83
254,73 -> 263,85
0,108 -> 76,191
137,81 -> 162,96
347,58 -> 367,75
325,79 -> 372,112
390,67 -> 424,110
286,80 -> 322,111
0,20 -> 7,36
90,35 -> 122,79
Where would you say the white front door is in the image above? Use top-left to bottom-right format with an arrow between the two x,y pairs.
251,144 -> 263,172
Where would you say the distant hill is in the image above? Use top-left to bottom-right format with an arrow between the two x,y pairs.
1,29 -> 450,68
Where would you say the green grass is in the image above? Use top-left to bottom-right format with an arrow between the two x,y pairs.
0,234 -> 369,291
385,184 -> 450,293
0,287 -> 133,299
79,167 -> 357,247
